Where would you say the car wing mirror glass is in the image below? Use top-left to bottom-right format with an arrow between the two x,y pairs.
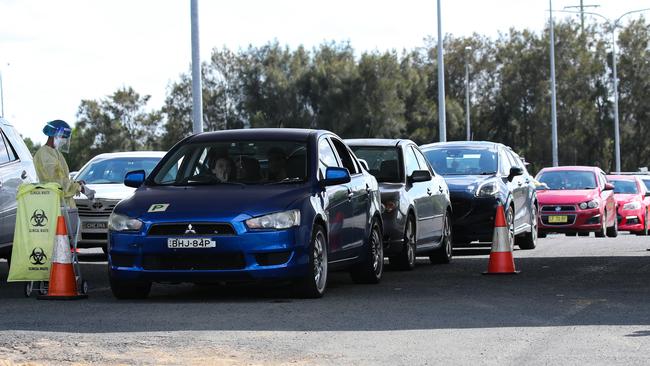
321,167 -> 351,187
124,169 -> 146,188
409,170 -> 432,183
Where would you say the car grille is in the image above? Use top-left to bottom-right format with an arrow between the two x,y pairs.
541,215 -> 577,225
142,253 -> 245,270
541,205 -> 576,212
451,197 -> 472,219
148,223 -> 236,236
111,253 -> 137,267
81,232 -> 107,241
77,200 -> 118,217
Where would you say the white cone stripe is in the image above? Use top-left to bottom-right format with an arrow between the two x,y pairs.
52,235 -> 73,264
491,226 -> 513,253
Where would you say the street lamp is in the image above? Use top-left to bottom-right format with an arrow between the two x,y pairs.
464,46 -> 472,141
0,69 -> 4,118
555,7 -> 650,172
436,0 -> 446,142
549,0 -> 559,167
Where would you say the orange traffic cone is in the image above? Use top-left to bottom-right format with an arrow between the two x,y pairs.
38,216 -> 87,300
483,203 -> 519,275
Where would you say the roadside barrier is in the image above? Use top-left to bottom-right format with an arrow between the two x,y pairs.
483,203 -> 520,275
38,216 -> 88,300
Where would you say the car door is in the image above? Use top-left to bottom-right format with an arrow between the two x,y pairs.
330,137 -> 368,257
318,136 -> 353,262
412,145 -> 443,244
403,144 -> 434,245
505,149 -> 529,230
0,128 -> 22,246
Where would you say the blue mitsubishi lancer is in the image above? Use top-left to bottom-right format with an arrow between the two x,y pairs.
107,129 -> 383,299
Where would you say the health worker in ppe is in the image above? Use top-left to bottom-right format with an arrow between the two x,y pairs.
33,120 -> 95,208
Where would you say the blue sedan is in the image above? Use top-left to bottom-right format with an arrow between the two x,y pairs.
107,129 -> 384,298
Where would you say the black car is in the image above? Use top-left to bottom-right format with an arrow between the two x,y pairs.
420,141 -> 538,249
347,139 -> 453,270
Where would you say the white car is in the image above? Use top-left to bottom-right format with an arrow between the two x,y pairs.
0,118 -> 38,261
74,151 -> 165,251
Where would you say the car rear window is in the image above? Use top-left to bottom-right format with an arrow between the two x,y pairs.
422,147 -> 497,175
350,146 -> 402,183
537,171 -> 597,190
609,180 -> 638,194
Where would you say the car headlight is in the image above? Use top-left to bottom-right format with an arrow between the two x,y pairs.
623,202 -> 642,210
108,213 -> 143,232
579,202 -> 588,209
476,181 -> 498,197
246,210 -> 301,230
578,199 -> 599,209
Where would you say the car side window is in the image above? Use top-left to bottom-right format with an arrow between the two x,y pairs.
499,149 -> 512,176
412,146 -> 434,175
330,138 -> 359,175
0,131 -> 11,165
318,138 -> 340,180
404,145 -> 420,177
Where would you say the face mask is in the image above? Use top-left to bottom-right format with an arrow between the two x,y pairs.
53,136 -> 70,153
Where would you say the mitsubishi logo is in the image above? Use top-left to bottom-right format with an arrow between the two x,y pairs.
555,206 -> 561,212
185,224 -> 196,235
92,201 -> 104,211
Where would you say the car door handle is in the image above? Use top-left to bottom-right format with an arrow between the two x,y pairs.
517,181 -> 523,186
21,170 -> 28,180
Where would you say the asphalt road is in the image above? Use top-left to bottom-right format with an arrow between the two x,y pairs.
0,234 -> 649,365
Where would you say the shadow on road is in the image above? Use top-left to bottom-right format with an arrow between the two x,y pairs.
1,249 -> 649,334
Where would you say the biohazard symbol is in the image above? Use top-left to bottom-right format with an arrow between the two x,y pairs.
29,247 -> 47,265
30,209 -> 48,227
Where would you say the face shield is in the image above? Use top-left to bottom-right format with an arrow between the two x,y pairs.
52,128 -> 72,153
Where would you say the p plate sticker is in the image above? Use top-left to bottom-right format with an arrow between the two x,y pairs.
148,203 -> 170,213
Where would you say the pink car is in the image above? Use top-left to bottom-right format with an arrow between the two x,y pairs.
535,166 -> 617,238
606,175 -> 650,235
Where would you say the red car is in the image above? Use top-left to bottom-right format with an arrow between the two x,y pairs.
535,166 -> 617,238
606,175 -> 650,235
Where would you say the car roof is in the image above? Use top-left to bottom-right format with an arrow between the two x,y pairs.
419,141 -> 503,151
0,118 -> 11,126
91,151 -> 167,160
539,166 -> 599,172
187,128 -> 321,143
345,138 -> 414,147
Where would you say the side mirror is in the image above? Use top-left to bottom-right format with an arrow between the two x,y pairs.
645,191 -> 650,197
409,170 -> 432,183
69,171 -> 78,180
508,167 -> 523,181
358,159 -> 369,171
321,167 -> 351,187
124,170 -> 146,188
604,183 -> 615,191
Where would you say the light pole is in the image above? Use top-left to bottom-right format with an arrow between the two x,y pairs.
549,0 -> 559,167
190,0 -> 203,134
556,8 -> 650,172
464,46 -> 472,141
0,69 -> 4,118
436,0 -> 446,142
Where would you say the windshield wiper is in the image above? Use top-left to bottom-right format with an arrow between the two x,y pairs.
479,171 -> 496,175
266,177 -> 305,185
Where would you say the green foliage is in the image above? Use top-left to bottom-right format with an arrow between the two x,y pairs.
22,136 -> 40,155
69,18 -> 650,173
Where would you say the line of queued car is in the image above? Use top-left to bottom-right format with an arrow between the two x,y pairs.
3,118 -> 649,299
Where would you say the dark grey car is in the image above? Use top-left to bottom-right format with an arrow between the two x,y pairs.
347,139 -> 453,270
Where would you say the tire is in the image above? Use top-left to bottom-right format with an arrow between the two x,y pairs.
294,225 -> 328,298
606,214 -> 618,238
565,232 -> 577,237
391,216 -> 416,270
350,220 -> 383,284
538,232 -> 547,239
578,232 -> 590,237
595,213 -> 607,238
516,205 -> 537,250
636,209 -> 648,236
430,211 -> 452,264
505,205 -> 515,248
109,276 -> 151,299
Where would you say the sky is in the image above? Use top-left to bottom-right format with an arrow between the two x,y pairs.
1,0 -> 649,143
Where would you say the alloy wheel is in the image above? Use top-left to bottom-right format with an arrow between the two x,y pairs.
313,232 -> 328,293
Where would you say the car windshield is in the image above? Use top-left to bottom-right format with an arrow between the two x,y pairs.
350,146 -> 402,183
610,180 -> 638,194
76,157 -> 161,184
151,140 -> 308,186
422,147 -> 497,175
537,171 -> 597,190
